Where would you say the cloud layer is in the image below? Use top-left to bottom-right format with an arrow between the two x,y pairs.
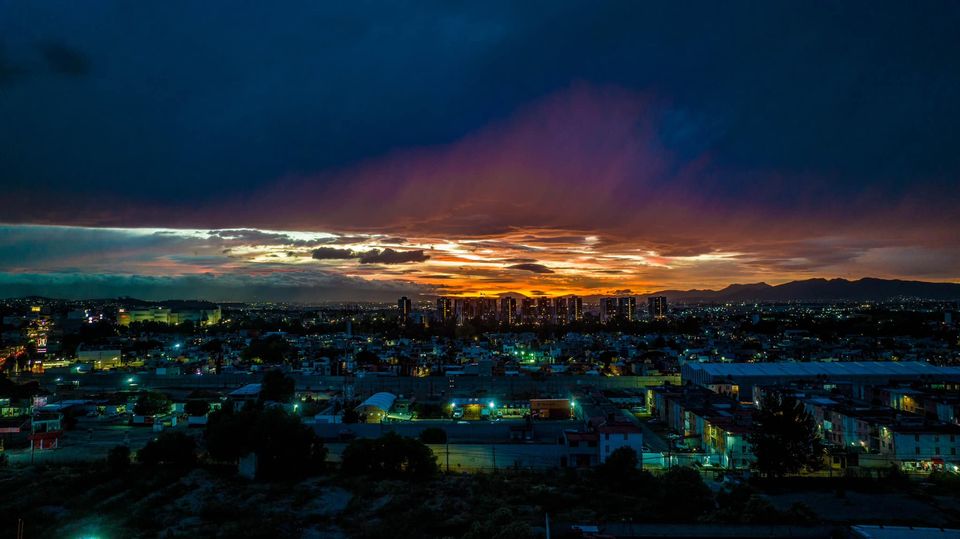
1,3 -> 959,299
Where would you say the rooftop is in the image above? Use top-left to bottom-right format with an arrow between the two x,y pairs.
687,361 -> 960,379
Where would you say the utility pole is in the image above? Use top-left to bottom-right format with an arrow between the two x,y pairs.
29,414 -> 35,465
446,439 -> 450,473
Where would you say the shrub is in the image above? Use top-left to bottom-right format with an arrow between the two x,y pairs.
184,400 -> 210,417
134,391 -> 171,416
107,444 -> 131,472
138,431 -> 196,467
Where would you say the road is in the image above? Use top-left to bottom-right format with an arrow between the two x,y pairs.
314,418 -> 578,444
3,418 -> 194,465
324,441 -> 563,472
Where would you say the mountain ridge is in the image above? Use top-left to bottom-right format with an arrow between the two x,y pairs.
640,277 -> 960,302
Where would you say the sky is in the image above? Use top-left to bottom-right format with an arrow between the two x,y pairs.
1,1 -> 960,301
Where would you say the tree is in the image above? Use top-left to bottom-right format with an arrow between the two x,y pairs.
205,406 -> 326,479
107,444 -> 131,473
353,349 -> 380,367
341,407 -> 361,424
340,432 -> 438,480
184,400 -> 210,417
654,466 -> 714,521
250,407 -> 327,479
412,402 -> 444,419
133,391 -> 171,416
241,335 -> 292,364
597,446 -> 647,493
749,394 -> 824,477
138,431 -> 196,467
259,369 -> 295,403
419,427 -> 447,444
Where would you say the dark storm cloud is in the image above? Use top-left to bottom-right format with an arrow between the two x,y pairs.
357,249 -> 430,265
311,247 -> 356,260
37,41 -> 90,77
2,1 -> 960,224
310,247 -> 429,264
1,2 -> 959,298
508,263 -> 554,274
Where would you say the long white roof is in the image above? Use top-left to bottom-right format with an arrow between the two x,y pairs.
687,361 -> 960,379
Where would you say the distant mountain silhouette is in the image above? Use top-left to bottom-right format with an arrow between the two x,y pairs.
642,278 -> 960,302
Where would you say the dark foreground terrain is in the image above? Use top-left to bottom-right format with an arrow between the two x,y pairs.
3,459 -> 960,538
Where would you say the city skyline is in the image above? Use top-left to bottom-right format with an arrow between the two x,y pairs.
3,3 -> 960,301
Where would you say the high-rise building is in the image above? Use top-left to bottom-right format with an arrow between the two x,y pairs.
398,296 -> 412,325
499,297 -> 517,325
536,297 -> 554,324
521,298 -> 536,324
599,298 -> 619,323
436,297 -> 453,323
600,296 -> 636,322
478,298 -> 498,322
648,296 -> 668,319
617,296 -> 637,322
554,297 -> 568,324
454,298 -> 469,325
568,296 -> 583,323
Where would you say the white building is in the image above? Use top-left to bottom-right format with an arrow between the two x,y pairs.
597,423 -> 644,463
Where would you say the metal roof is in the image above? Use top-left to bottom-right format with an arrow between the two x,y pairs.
228,383 -> 262,397
355,392 -> 396,412
687,361 -> 960,379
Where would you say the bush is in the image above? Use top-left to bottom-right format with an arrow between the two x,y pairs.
184,400 -> 210,417
107,444 -> 131,472
419,427 -> 447,444
597,446 -> 643,492
412,402 -> 444,419
134,391 -> 171,416
138,431 -> 196,467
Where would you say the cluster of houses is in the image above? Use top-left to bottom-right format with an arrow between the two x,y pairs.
642,361 -> 960,472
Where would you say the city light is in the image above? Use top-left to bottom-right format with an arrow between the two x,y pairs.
2,5 -> 958,533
